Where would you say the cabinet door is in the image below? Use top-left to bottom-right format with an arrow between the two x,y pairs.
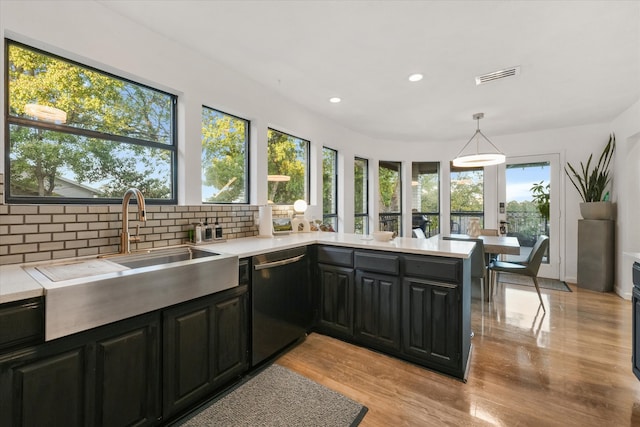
163,286 -> 248,419
212,288 -> 248,386
95,320 -> 160,427
317,264 -> 354,337
354,271 -> 400,351
163,299 -> 214,418
402,277 -> 461,369
0,347 -> 87,427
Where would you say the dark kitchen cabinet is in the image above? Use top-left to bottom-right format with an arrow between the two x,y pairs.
163,285 -> 248,420
313,246 -> 471,380
316,246 -> 355,339
401,254 -> 470,379
633,262 -> 640,381
353,251 -> 401,352
0,311 -> 160,427
317,264 -> 354,338
0,297 -> 44,353
354,270 -> 400,351
94,321 -> 160,427
401,277 -> 461,371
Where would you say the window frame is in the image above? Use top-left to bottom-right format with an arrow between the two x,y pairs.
4,39 -> 178,205
411,162 -> 441,237
322,146 -> 338,231
266,127 -> 310,205
450,163 -> 485,234
378,160 -> 402,236
201,105 -> 250,204
354,157 -> 369,235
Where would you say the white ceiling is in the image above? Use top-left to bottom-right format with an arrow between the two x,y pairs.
100,0 -> 640,143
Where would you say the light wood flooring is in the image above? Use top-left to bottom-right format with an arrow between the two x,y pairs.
277,282 -> 640,426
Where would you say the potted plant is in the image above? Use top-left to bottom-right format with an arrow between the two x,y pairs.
565,133 -> 616,219
530,180 -> 550,234
530,181 -> 550,221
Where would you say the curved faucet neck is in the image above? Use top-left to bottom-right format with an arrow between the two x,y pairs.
121,188 -> 146,254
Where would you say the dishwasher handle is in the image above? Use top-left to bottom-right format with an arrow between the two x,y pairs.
254,254 -> 305,271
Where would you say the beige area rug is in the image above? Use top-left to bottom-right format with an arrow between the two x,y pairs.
173,364 -> 367,427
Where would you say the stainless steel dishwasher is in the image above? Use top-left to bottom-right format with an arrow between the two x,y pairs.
251,246 -> 312,366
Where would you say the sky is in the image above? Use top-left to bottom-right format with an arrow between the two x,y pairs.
506,164 -> 550,202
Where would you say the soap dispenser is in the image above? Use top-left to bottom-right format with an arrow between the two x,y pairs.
203,218 -> 213,241
214,217 -> 223,240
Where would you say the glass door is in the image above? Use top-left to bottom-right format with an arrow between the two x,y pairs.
498,154 -> 560,279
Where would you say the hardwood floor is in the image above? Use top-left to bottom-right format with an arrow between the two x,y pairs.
277,282 -> 640,426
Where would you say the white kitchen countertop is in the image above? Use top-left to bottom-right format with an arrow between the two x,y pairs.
0,232 -> 474,304
624,252 -> 640,264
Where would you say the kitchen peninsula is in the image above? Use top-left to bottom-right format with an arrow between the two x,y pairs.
0,233 -> 474,426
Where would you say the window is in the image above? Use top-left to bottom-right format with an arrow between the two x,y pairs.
5,40 -> 177,203
450,164 -> 484,234
379,161 -> 402,236
411,162 -> 440,237
267,128 -> 309,204
322,147 -> 338,231
201,107 -> 249,203
354,157 -> 369,235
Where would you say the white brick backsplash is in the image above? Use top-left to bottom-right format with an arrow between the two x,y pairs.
0,176 -> 259,266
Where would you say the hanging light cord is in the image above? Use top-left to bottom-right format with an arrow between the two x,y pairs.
455,115 -> 503,158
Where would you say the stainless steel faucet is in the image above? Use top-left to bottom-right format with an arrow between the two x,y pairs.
120,188 -> 147,254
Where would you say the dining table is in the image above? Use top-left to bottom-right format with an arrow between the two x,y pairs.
450,234 -> 520,256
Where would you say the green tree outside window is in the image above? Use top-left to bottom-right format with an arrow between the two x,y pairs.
6,41 -> 175,201
267,129 -> 308,204
201,107 -> 249,203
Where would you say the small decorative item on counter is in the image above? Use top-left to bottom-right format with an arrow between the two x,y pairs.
203,218 -> 213,241
467,217 -> 481,237
195,221 -> 203,244
309,219 -> 335,232
372,231 -> 394,242
214,217 -> 223,240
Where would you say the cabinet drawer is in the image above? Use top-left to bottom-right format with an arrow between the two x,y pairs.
404,255 -> 461,282
0,297 -> 44,352
355,252 -> 399,275
318,246 -> 354,267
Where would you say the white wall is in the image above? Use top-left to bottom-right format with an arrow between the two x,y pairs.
1,1 -> 637,296
0,0 -> 375,210
611,99 -> 640,299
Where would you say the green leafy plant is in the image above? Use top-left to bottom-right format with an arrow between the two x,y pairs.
565,134 -> 616,202
530,181 -> 550,221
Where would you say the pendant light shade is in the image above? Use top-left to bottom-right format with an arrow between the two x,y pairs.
453,113 -> 505,167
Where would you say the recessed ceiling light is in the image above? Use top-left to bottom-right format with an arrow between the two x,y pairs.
329,97 -> 341,103
408,73 -> 423,82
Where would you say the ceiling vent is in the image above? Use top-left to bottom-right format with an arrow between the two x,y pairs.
475,66 -> 520,85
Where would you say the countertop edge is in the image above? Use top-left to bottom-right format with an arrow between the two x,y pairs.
1,233 -> 473,304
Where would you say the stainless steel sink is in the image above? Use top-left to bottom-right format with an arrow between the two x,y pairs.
107,246 -> 219,269
25,245 -> 238,341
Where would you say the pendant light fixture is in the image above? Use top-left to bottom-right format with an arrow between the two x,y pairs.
452,113 -> 505,167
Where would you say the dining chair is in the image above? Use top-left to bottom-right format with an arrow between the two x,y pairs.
489,235 -> 550,312
412,228 -> 427,238
480,229 -> 499,236
443,237 -> 488,302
